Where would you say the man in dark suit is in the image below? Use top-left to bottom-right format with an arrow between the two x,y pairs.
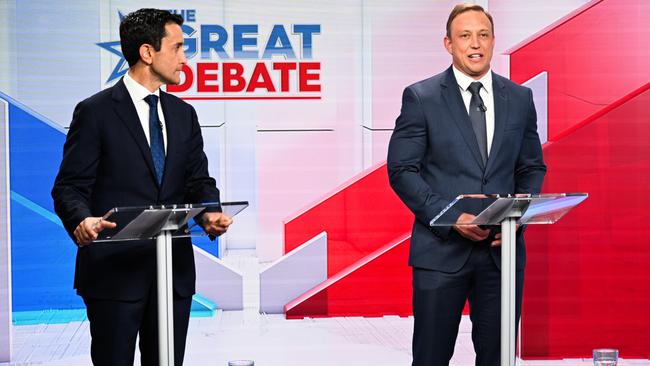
51,9 -> 232,366
387,4 -> 546,365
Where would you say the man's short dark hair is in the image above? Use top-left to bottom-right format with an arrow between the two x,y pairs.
445,3 -> 494,38
120,8 -> 184,67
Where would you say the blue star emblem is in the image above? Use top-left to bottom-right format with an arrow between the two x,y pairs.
96,11 -> 128,84
96,11 -> 195,84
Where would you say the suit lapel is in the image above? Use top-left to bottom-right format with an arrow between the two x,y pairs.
111,79 -> 159,186
485,73 -> 508,175
441,67 -> 485,170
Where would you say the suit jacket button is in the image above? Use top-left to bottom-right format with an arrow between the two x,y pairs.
482,178 -> 488,185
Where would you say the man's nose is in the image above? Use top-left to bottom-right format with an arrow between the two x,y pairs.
470,34 -> 480,48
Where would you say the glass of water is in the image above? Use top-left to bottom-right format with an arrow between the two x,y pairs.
593,348 -> 618,366
228,361 -> 254,366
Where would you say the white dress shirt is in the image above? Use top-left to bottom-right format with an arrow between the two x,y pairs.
123,72 -> 167,153
452,66 -> 495,156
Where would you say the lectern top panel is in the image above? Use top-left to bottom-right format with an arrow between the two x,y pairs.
429,193 -> 588,227
95,201 -> 249,242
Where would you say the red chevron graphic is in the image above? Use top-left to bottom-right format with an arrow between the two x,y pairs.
522,83 -> 650,359
508,0 -> 650,141
507,0 -> 650,358
284,163 -> 412,276
285,234 -> 411,319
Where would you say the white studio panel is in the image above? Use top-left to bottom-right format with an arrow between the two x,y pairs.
0,97 -> 11,362
367,0 -> 461,130
0,1 -> 16,96
256,130 -> 343,262
490,0 -> 590,75
198,123 -> 235,257
362,127 -> 392,169
14,1 -> 100,128
522,72 -> 548,145
193,246 -> 244,310
220,0 -> 363,261
223,105 -> 258,252
259,232 -> 327,314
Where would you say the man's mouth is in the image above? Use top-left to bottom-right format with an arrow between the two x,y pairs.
468,53 -> 483,60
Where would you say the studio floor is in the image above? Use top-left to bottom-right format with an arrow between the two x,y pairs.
3,251 -> 648,366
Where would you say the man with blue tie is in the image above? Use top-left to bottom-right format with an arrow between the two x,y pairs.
387,4 -> 546,365
52,8 -> 232,366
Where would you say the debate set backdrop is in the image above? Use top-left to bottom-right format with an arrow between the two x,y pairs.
0,0 -> 648,360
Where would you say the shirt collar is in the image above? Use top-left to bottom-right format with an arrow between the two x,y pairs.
452,65 -> 493,95
123,71 -> 160,102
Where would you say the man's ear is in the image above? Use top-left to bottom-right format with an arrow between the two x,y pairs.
139,44 -> 154,65
444,36 -> 453,56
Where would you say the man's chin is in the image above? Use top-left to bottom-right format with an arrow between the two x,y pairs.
468,67 -> 489,78
160,74 -> 181,86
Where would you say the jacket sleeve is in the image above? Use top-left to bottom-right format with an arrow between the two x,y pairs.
51,100 -> 101,240
387,87 -> 461,239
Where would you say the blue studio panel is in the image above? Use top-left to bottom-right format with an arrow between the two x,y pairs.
3,92 -> 219,323
6,96 -> 82,313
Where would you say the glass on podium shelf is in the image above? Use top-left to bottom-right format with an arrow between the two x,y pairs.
429,193 -> 588,227
228,361 -> 254,366
593,348 -> 618,366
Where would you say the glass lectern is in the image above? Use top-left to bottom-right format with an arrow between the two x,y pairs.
430,193 -> 588,366
94,201 -> 248,366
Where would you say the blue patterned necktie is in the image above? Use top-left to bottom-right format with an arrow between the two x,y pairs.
144,94 -> 165,185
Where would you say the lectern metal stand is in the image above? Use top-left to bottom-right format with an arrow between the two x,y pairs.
157,223 -> 176,366
430,193 -> 588,366
95,201 -> 248,366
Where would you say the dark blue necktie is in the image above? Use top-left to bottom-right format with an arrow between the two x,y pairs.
144,95 -> 165,185
468,81 -> 488,165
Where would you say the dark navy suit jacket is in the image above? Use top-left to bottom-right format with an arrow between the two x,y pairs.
52,78 -> 220,301
387,66 -> 546,273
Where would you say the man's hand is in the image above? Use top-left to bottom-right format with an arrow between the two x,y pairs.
74,217 -> 117,246
491,232 -> 502,247
201,212 -> 233,236
489,225 -> 520,247
453,213 -> 489,242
